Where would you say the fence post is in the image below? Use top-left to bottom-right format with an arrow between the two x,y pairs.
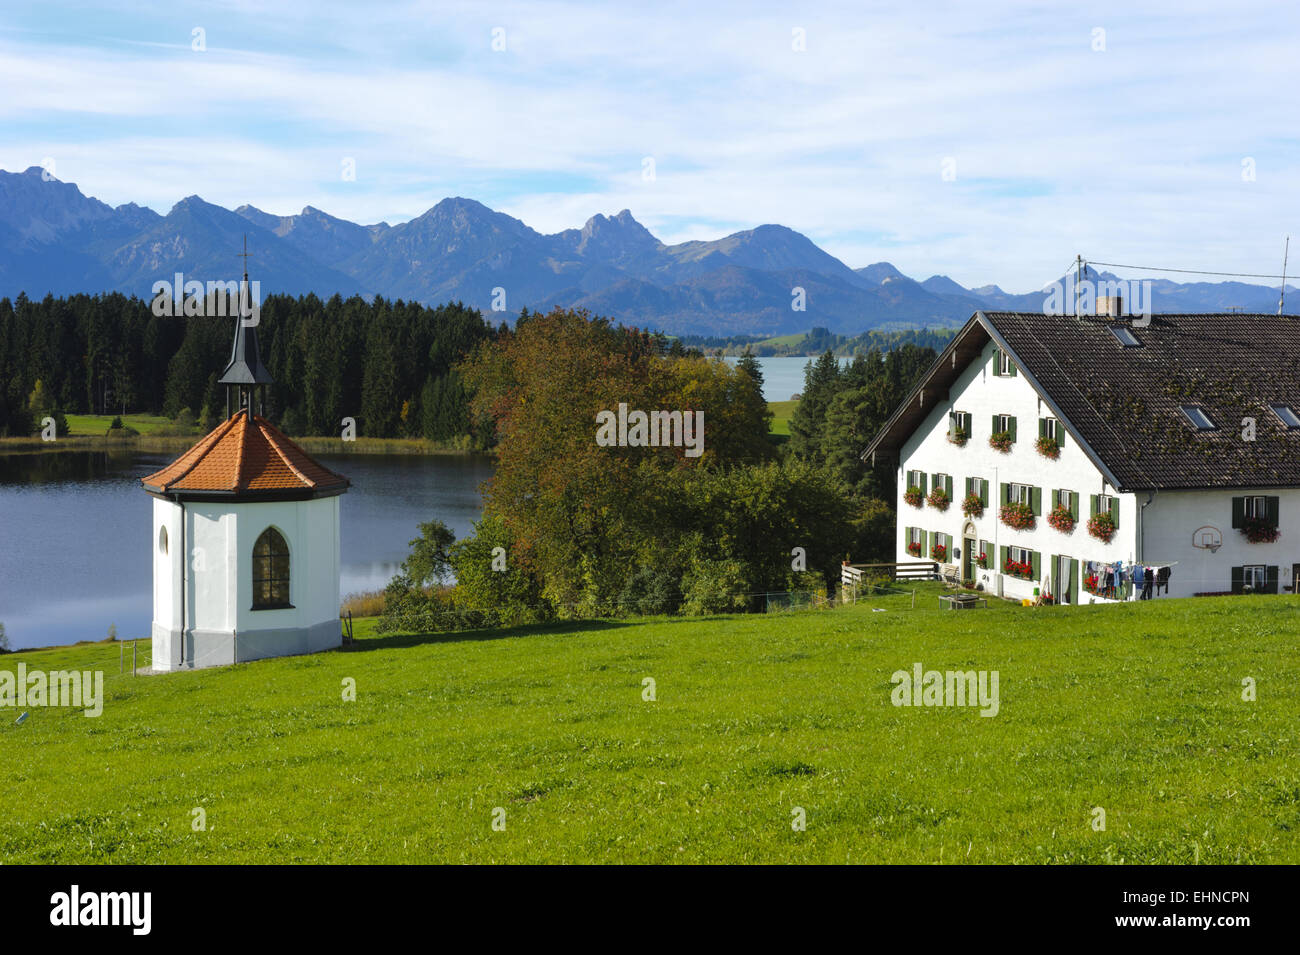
120,641 -> 124,674
911,589 -> 916,609
132,641 -> 137,676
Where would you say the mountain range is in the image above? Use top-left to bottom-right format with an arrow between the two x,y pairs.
1,165 -> 1293,337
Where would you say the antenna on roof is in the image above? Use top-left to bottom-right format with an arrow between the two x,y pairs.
1075,254 -> 1083,315
1278,236 -> 1289,315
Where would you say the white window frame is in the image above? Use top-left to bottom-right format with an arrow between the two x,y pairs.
1244,565 -> 1267,590
1098,492 -> 1116,514
1043,417 -> 1060,442
970,476 -> 987,500
997,351 -> 1014,375
1009,482 -> 1033,505
1244,495 -> 1267,519
1009,545 -> 1032,565
1057,489 -> 1076,513
995,413 -> 1014,434
908,527 -> 923,546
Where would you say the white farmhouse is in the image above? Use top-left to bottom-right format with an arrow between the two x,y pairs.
141,273 -> 350,669
863,310 -> 1300,603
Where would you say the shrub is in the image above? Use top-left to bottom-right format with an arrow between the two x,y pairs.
681,559 -> 749,616
618,565 -> 682,616
961,493 -> 984,518
1047,504 -> 1076,533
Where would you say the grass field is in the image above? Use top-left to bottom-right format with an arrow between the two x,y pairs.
64,413 -> 191,436
768,399 -> 798,436
2,586 -> 1297,863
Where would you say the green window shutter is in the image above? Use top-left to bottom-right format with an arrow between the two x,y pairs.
1231,496 -> 1244,529
981,481 -> 989,507
1000,545 -> 1008,570
1266,566 -> 1279,595
1231,566 -> 1244,594
991,414 -> 999,435
1030,550 -> 1040,579
1069,558 -> 1079,602
1069,491 -> 1079,521
945,475 -> 953,499
1051,488 -> 1059,511
1009,417 -> 1017,442
1090,494 -> 1099,518
1009,361 -> 1017,378
1057,425 -> 1066,448
991,354 -> 1001,377
1038,418 -> 1046,439
1031,486 -> 1042,516
1001,482 -> 1010,505
1266,496 -> 1280,527
965,476 -> 972,498
921,473 -> 928,496
1108,497 -> 1119,529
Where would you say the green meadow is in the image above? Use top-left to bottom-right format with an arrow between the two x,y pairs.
768,399 -> 798,436
63,413 -> 189,436
2,586 -> 1297,864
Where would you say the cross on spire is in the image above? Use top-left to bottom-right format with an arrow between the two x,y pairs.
238,234 -> 252,281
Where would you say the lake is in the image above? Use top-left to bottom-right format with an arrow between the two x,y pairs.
726,355 -> 850,402
0,449 -> 494,651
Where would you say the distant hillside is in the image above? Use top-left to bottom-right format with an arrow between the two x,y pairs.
2,166 -> 1295,336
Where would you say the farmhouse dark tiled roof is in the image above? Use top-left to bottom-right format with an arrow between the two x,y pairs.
864,311 -> 1300,491
141,409 -> 350,497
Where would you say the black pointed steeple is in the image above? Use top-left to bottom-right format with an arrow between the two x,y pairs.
218,237 -> 273,417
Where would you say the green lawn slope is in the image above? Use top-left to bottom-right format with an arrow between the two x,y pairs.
2,587 -> 1297,863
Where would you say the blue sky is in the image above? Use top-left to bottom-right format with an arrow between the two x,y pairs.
1,0 -> 1297,290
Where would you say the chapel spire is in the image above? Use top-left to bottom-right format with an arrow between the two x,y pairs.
217,235 -> 273,418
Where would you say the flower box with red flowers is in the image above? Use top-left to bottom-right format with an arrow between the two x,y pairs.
1083,573 -> 1100,594
926,487 -> 950,511
988,431 -> 1013,453
961,493 -> 984,519
907,541 -> 922,557
1088,510 -> 1117,543
1241,516 -> 1281,544
931,543 -> 948,561
977,551 -> 989,569
904,486 -> 924,508
1003,557 -> 1033,579
1000,501 -> 1035,530
1047,503 -> 1075,533
1035,435 -> 1061,460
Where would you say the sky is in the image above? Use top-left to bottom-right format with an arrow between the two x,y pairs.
0,0 -> 1297,291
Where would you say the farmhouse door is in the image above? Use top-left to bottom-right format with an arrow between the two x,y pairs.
964,537 -> 976,580
1056,555 -> 1074,604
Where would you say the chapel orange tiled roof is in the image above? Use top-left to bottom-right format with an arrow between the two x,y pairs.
141,410 -> 349,496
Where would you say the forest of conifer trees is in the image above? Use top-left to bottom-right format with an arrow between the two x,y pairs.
0,291 -> 499,442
